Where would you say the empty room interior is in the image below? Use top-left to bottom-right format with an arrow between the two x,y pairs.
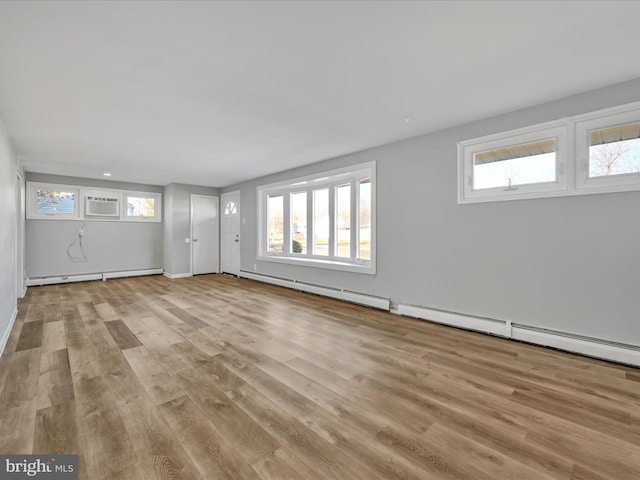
2,1 -> 640,479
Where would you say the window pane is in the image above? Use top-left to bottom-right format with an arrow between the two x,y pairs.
358,179 -> 371,261
290,192 -> 307,254
127,196 -> 155,217
473,138 -> 556,190
313,188 -> 329,256
224,201 -> 237,215
335,184 -> 351,258
589,122 -> 640,177
36,189 -> 75,214
267,195 -> 284,253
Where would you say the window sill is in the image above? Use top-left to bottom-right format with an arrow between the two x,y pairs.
258,254 -> 375,275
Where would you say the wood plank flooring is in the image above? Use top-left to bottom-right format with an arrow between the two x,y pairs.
1,274 -> 639,479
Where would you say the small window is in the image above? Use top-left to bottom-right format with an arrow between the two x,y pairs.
460,100 -> 640,203
27,183 -> 79,219
458,124 -> 568,203
36,189 -> 76,214
575,105 -> 640,192
124,192 -> 161,222
224,201 -> 237,215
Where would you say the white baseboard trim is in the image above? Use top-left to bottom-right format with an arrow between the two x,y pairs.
239,271 -> 390,310
397,303 -> 640,367
397,304 -> 510,337
164,272 -> 193,279
0,307 -> 18,358
26,268 -> 164,286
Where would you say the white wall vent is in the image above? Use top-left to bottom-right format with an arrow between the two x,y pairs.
86,196 -> 120,216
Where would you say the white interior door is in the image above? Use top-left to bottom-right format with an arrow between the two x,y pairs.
221,191 -> 241,275
191,195 -> 219,275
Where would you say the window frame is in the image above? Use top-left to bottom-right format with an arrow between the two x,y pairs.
27,182 -> 162,223
458,122 -> 569,204
26,182 -> 80,220
575,106 -> 640,193
257,162 -> 376,274
123,191 -> 162,223
458,100 -> 640,204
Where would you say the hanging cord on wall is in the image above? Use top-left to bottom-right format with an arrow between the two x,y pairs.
67,221 -> 88,262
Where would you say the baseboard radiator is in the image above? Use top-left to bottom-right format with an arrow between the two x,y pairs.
26,268 -> 163,286
239,270 -> 390,310
397,304 -> 640,368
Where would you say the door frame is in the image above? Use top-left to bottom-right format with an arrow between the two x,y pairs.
190,194 -> 220,275
15,170 -> 25,299
220,190 -> 241,275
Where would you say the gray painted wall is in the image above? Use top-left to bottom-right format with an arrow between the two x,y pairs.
0,115 -> 18,349
163,183 -> 220,276
224,77 -> 640,347
25,173 -> 164,278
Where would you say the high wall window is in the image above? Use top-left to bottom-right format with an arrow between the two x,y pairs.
459,101 -> 640,203
458,125 -> 568,203
27,182 -> 161,222
258,162 -> 375,274
124,192 -> 162,222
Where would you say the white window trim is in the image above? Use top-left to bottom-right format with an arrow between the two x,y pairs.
459,123 -> 569,203
458,100 -> 640,204
575,107 -> 640,193
257,161 -> 376,275
27,182 -> 162,222
27,182 -> 80,220
123,190 -> 162,222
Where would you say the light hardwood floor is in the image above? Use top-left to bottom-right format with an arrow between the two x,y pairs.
1,274 -> 639,479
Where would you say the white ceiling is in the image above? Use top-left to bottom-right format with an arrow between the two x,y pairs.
2,1 -> 640,188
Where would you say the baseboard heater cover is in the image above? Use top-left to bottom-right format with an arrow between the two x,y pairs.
239,270 -> 390,310
511,324 -> 640,368
397,304 -> 511,337
397,303 -> 640,367
26,268 -> 163,286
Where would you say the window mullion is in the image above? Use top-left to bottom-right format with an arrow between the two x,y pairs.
306,187 -> 313,257
283,191 -> 291,255
351,179 -> 357,261
328,184 -> 336,258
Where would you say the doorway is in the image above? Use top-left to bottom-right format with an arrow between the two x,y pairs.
190,194 -> 219,275
220,191 -> 241,276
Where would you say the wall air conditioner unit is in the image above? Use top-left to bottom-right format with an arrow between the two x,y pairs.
85,196 -> 120,217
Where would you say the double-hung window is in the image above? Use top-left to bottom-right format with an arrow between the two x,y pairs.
258,162 -> 375,274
